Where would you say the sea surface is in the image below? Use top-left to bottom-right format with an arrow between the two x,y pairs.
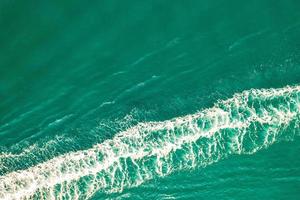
1,0 -> 300,199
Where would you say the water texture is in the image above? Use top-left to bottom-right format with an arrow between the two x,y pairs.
0,0 -> 300,199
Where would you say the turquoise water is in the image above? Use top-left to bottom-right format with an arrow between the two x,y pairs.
1,0 -> 300,199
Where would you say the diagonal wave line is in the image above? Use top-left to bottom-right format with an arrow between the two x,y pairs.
0,85 -> 300,200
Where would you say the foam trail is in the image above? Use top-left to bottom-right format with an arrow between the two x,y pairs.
1,85 -> 300,200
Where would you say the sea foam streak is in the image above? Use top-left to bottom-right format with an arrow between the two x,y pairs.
1,85 -> 300,200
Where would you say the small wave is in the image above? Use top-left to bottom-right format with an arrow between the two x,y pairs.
0,85 -> 300,200
228,29 -> 269,51
113,75 -> 160,101
47,114 -> 74,128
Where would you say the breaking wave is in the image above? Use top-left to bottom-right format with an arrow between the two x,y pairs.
1,85 -> 300,200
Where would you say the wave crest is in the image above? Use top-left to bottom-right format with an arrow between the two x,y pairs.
1,85 -> 300,200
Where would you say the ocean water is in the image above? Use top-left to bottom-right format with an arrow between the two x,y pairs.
0,0 -> 300,199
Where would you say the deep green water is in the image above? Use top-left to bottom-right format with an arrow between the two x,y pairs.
1,0 -> 300,199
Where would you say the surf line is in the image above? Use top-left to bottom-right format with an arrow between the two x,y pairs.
0,84 -> 300,200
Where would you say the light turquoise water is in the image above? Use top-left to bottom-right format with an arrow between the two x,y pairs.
0,0 -> 300,199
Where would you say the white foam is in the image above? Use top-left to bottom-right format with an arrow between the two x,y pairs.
0,85 -> 300,200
